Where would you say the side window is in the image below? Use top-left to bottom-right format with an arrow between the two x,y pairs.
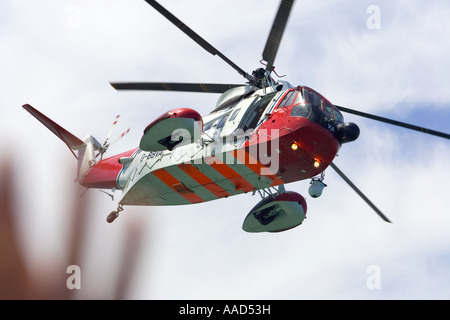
229,108 -> 241,121
323,100 -> 333,117
203,120 -> 215,131
333,108 -> 343,123
238,93 -> 276,132
216,115 -> 229,129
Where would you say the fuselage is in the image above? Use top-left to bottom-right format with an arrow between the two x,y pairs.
81,83 -> 351,206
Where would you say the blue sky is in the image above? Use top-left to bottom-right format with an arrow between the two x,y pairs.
1,0 -> 450,300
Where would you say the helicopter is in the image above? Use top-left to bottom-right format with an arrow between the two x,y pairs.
23,0 -> 450,233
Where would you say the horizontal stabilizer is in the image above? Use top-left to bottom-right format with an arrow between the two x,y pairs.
22,104 -> 84,153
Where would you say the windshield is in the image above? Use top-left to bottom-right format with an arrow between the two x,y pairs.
301,86 -> 343,124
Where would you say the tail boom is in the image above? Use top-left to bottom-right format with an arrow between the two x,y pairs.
81,149 -> 137,189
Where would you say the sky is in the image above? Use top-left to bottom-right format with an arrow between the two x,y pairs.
1,0 -> 450,300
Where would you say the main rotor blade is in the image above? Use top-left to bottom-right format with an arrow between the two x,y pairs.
110,82 -> 242,94
262,0 -> 295,73
329,162 -> 392,223
143,0 -> 253,82
335,105 -> 450,140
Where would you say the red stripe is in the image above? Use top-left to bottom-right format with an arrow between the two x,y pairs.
231,149 -> 284,186
178,164 -> 230,198
207,157 -> 254,193
152,168 -> 204,203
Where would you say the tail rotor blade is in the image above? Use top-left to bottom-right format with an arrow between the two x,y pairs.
104,115 -> 120,147
97,117 -> 130,159
108,128 -> 130,147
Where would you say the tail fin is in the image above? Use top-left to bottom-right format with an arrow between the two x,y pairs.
22,104 -> 101,182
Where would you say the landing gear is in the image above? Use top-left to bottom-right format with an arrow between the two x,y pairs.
107,204 -> 123,223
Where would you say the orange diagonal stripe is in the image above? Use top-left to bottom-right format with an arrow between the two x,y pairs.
207,157 -> 254,193
178,163 -> 230,198
152,168 -> 204,204
231,149 -> 284,186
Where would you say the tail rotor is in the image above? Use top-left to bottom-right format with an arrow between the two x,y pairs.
96,115 -> 130,160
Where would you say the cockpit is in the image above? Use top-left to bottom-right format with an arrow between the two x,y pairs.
202,84 -> 358,144
275,86 -> 359,144
276,86 -> 344,124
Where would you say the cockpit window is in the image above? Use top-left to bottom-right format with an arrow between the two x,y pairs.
291,104 -> 311,118
334,109 -> 343,123
301,86 -> 344,124
279,91 -> 295,108
323,99 -> 343,123
324,102 -> 333,115
308,91 -> 321,109
322,100 -> 333,120
278,89 -> 303,109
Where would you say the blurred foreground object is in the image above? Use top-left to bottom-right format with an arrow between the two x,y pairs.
0,159 -> 32,299
0,158 -> 147,299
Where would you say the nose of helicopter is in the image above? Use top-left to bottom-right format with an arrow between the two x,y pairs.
337,122 -> 360,144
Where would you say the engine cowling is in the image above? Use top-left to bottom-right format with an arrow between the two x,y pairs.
242,191 -> 307,233
139,108 -> 203,151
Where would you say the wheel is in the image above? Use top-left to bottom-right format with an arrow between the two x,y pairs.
107,210 -> 119,223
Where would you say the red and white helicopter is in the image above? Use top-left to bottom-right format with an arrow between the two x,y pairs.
23,0 -> 450,232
